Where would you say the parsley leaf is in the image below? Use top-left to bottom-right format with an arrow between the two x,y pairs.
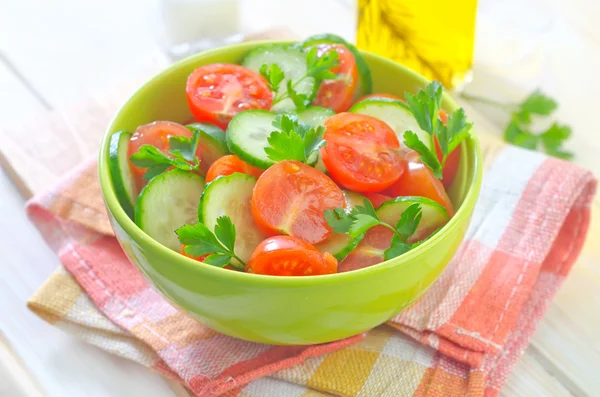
306,47 -> 339,80
323,207 -> 354,233
259,63 -> 285,93
287,80 -> 311,110
264,114 -> 327,163
394,203 -> 422,240
214,216 -> 236,251
169,129 -> 200,162
348,214 -> 380,238
263,47 -> 340,109
405,81 -> 442,134
265,129 -> 305,162
384,237 -> 412,261
175,217 -> 245,270
400,81 -> 472,177
403,131 -> 443,178
514,90 -> 557,124
462,89 -> 572,160
130,129 -> 203,180
203,253 -> 233,267
324,201 -> 425,260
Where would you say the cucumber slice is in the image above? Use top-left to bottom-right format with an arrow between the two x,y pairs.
199,173 -> 266,262
316,190 -> 367,261
295,106 -> 335,127
349,98 -> 432,149
376,196 -> 450,242
301,33 -> 372,100
242,44 -> 317,112
226,110 -> 277,169
135,169 -> 204,251
343,190 -> 366,210
185,122 -> 228,168
108,130 -> 137,219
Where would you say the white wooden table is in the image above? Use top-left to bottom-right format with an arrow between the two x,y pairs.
1,0 -> 598,396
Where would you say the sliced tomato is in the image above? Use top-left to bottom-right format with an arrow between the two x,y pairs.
312,44 -> 358,113
205,154 -> 263,182
247,236 -> 337,276
251,160 -> 345,244
321,113 -> 404,193
387,149 -> 454,216
364,192 -> 393,208
186,64 -> 272,129
338,226 -> 393,272
358,93 -> 403,102
128,121 -> 192,187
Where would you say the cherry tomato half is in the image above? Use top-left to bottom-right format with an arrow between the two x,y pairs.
387,149 -> 454,216
247,236 -> 338,276
338,226 -> 393,272
251,160 -> 345,244
128,121 -> 192,187
186,64 -> 272,129
312,44 -> 358,113
205,154 -> 263,182
321,113 -> 404,193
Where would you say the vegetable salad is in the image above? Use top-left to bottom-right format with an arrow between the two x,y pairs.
108,34 -> 473,277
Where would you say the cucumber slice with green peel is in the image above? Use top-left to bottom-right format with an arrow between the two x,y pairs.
316,190 -> 367,261
226,110 -> 277,169
242,44 -> 317,112
301,33 -> 372,100
315,232 -> 363,262
295,106 -> 335,127
185,122 -> 228,168
376,196 -> 450,242
343,190 -> 367,211
199,173 -> 266,262
349,98 -> 432,148
135,169 -> 205,251
108,130 -> 137,219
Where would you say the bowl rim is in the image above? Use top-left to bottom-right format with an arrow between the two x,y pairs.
98,40 -> 483,287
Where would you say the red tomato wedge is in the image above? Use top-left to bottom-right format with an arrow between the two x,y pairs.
321,113 -> 404,193
186,64 -> 272,129
387,149 -> 455,216
312,44 -> 358,113
251,160 -> 345,244
206,154 -> 263,182
338,226 -> 393,272
128,121 -> 192,186
247,236 -> 338,276
364,192 -> 393,208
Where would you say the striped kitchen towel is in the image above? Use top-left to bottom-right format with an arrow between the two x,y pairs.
26,135 -> 597,396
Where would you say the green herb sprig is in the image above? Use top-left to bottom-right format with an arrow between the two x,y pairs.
401,81 -> 473,179
324,199 -> 423,260
460,90 -> 572,160
175,216 -> 245,271
264,113 -> 327,163
129,129 -> 203,180
260,47 -> 340,110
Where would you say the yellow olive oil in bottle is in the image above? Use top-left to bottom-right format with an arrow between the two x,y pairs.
356,0 -> 477,89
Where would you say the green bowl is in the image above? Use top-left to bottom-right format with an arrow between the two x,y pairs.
98,41 -> 482,345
